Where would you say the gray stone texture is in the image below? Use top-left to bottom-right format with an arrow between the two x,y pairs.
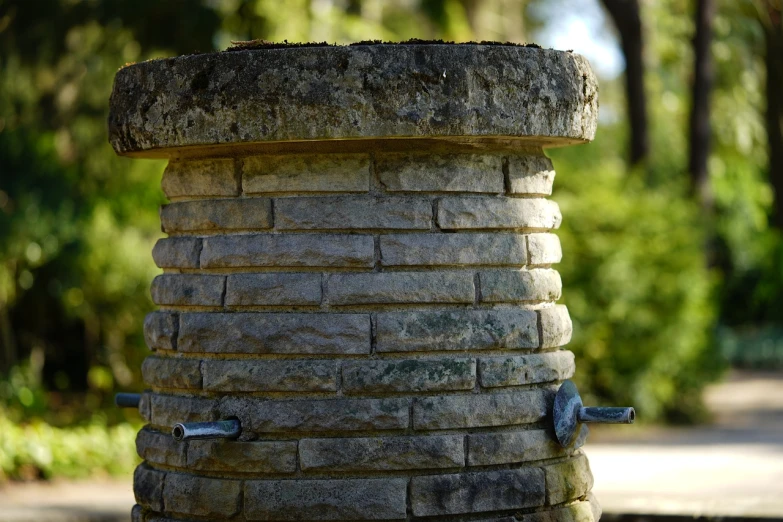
326,272 -> 474,305
540,305 -> 574,348
244,478 -> 408,521
299,435 -> 464,471
544,454 -> 594,506
438,197 -> 562,230
161,159 -> 238,198
243,153 -> 370,194
528,233 -> 563,265
163,473 -> 241,518
377,153 -> 504,193
177,312 -> 370,354
507,155 -> 556,195
186,440 -> 297,473
225,273 -> 322,306
141,356 -> 202,389
200,233 -> 374,268
380,233 -> 527,266
160,198 -> 272,233
376,309 -> 538,352
467,429 -> 567,467
517,497 -> 600,522
275,196 -> 431,230
133,465 -> 164,512
149,274 -> 225,307
480,269 -> 562,303
342,358 -> 476,393
151,237 -> 201,269
136,428 -> 187,468
201,359 -> 338,392
413,391 -> 549,430
478,351 -> 576,388
410,468 -> 545,516
143,312 -> 178,351
150,394 -> 217,428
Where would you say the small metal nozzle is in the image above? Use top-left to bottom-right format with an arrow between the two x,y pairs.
115,393 -> 141,408
172,419 -> 242,442
578,406 -> 635,424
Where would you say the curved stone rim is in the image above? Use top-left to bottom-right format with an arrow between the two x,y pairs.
108,44 -> 598,157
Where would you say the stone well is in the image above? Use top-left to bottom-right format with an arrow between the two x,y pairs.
109,43 -> 600,522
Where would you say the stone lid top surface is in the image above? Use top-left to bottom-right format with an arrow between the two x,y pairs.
108,43 -> 597,157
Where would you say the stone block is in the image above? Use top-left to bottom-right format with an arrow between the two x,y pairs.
342,358 -> 475,393
202,359 -> 338,392
151,237 -> 201,269
326,272 -> 474,305
177,313 -> 370,354
141,356 -> 202,389
438,197 -> 561,230
225,273 -> 322,306
161,159 -> 238,198
219,397 -> 409,433
478,351 -> 575,388
150,394 -> 217,428
200,233 -> 374,268
467,429 -> 566,466
149,274 -> 225,307
376,153 -> 504,193
186,440 -> 297,473
244,478 -> 408,521
299,435 -> 464,471
143,312 -> 178,351
133,464 -> 164,512
130,504 -> 144,522
539,305 -> 573,348
480,269 -> 562,303
380,233 -> 526,266
413,391 -> 549,430
243,153 -> 370,194
544,453 -> 594,505
376,309 -> 538,352
516,498 -> 599,522
136,428 -> 187,468
275,196 -> 431,230
160,198 -> 272,233
507,155 -> 555,195
527,233 -> 563,265
410,468 -> 545,516
138,392 -> 152,423
163,473 -> 241,518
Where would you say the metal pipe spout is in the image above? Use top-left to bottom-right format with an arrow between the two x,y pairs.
115,393 -> 141,408
172,419 -> 242,442
578,406 -> 636,424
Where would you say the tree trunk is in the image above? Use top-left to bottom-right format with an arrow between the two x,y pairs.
689,0 -> 715,207
764,2 -> 783,228
601,0 -> 649,165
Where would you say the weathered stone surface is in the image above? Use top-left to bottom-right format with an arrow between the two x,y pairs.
163,473 -> 241,518
141,356 -> 202,389
136,428 -> 187,468
540,305 -> 573,348
161,159 -> 238,198
299,435 -> 464,471
467,429 -> 566,466
109,46 -> 598,155
478,351 -> 575,388
243,153 -> 370,194
544,454 -> 594,506
528,233 -> 563,265
275,196 -> 431,230
376,309 -> 538,352
410,468 -> 545,516
143,312 -> 178,351
438,197 -> 562,230
187,440 -> 297,473
134,465 -> 164,512
480,269 -> 562,303
130,504 -> 143,522
377,153 -> 504,193
413,391 -> 549,430
151,237 -> 201,269
342,358 -> 475,393
219,397 -> 409,433
380,233 -> 526,266
160,198 -> 272,233
326,272 -> 474,305
150,394 -> 217,428
202,359 -> 337,392
517,498 -> 600,522
244,478 -> 408,521
200,233 -> 374,268
178,313 -> 370,354
150,274 -> 225,307
225,273 -> 322,306
138,392 -> 152,423
507,155 -> 556,195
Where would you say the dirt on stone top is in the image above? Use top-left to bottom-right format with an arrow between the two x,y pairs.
226,38 -> 545,52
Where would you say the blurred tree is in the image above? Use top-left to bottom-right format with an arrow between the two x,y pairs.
761,0 -> 783,229
689,0 -> 715,207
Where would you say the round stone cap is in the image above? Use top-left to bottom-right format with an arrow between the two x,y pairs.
108,43 -> 597,157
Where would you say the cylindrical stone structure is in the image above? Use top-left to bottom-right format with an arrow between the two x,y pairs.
109,43 -> 600,522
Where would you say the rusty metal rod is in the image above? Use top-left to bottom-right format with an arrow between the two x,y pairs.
172,420 -> 241,442
115,393 -> 141,408
578,406 -> 635,424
